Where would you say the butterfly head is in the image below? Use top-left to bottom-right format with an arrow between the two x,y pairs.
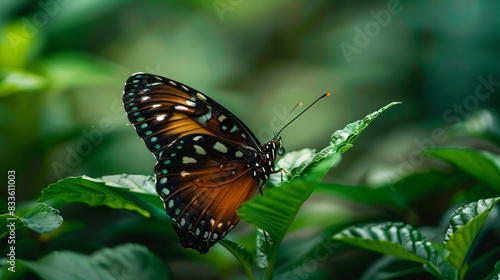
262,137 -> 285,166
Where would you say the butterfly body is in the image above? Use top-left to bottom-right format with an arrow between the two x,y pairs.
123,73 -> 281,253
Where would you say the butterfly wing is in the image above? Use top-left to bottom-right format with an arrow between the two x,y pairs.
123,73 -> 265,253
123,73 -> 263,159
156,133 -> 260,253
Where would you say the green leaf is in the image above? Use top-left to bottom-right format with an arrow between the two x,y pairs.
486,260 -> 500,280
425,148 -> 500,191
269,102 -> 401,187
17,243 -> 170,280
238,154 -> 340,278
0,204 -> 63,238
219,239 -> 255,280
21,204 -> 63,234
99,174 -> 157,195
333,222 -> 440,267
239,102 -> 399,278
330,102 -> 401,153
444,197 -> 500,271
239,155 -> 341,241
38,175 -> 164,218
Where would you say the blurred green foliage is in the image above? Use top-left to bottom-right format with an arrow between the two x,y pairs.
1,0 -> 500,279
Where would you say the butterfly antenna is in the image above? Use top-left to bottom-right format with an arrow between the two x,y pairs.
274,93 -> 330,138
273,102 -> 303,139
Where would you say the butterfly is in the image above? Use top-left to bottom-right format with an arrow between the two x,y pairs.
123,73 -> 328,253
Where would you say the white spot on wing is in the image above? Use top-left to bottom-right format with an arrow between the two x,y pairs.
152,104 -> 161,108
197,92 -> 207,101
186,100 -> 196,106
213,142 -> 228,153
193,135 -> 203,141
194,145 -> 206,155
156,115 -> 166,121
230,125 -> 239,133
147,82 -> 162,86
183,157 -> 197,164
181,85 -> 189,91
162,188 -> 170,196
169,80 -> 177,86
218,115 -> 227,122
175,105 -> 189,111
181,171 -> 190,177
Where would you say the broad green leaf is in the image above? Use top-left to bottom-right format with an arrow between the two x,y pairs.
330,102 -> 401,154
240,102 -> 399,277
17,243 -> 170,280
97,174 -> 163,208
0,204 -> 62,238
333,222 -> 439,266
425,242 -> 457,280
21,204 -> 63,234
238,154 -> 340,278
486,260 -> 500,280
425,148 -> 500,191
38,175 -> 164,218
444,197 -> 500,271
219,239 -> 255,280
269,102 -> 400,187
267,149 -> 315,187
239,155 -> 340,240
99,174 -> 156,194
275,149 -> 316,171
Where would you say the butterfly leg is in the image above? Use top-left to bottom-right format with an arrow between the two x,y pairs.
272,168 -> 284,174
258,181 -> 266,196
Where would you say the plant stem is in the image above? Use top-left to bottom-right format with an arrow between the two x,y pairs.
265,236 -> 283,280
243,264 -> 255,280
